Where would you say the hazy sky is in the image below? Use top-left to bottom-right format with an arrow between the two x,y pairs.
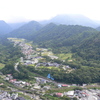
0,0 -> 100,23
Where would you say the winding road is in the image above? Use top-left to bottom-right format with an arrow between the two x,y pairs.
14,62 -> 20,73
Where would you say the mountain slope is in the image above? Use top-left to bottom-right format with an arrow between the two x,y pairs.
0,20 -> 12,35
8,21 -> 42,39
32,23 -> 98,52
8,22 -> 27,30
40,14 -> 99,28
72,32 -> 100,67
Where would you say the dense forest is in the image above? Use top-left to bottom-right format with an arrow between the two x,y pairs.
72,32 -> 100,67
27,65 -> 100,84
32,24 -> 98,52
0,37 -> 23,65
8,21 -> 42,39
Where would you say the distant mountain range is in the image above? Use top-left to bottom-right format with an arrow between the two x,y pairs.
0,14 -> 100,68
9,22 -> 27,30
0,20 -> 12,35
7,19 -> 100,68
40,14 -> 100,28
8,21 -> 42,39
8,21 -> 98,51
1,14 -> 100,35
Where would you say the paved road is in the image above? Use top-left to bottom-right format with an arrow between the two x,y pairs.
14,62 -> 20,73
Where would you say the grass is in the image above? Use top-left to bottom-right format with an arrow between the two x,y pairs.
38,66 -> 60,71
56,53 -> 72,60
0,63 -> 5,69
81,65 -> 89,68
8,38 -> 26,43
25,42 -> 32,46
42,51 -> 53,56
28,64 -> 35,66
18,92 -> 33,100
46,86 -> 77,93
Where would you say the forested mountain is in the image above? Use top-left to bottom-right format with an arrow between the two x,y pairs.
72,32 -> 100,67
30,23 -> 98,53
96,26 -> 100,31
0,37 -> 23,64
0,20 -> 12,34
40,14 -> 99,28
8,22 -> 98,53
8,21 -> 42,39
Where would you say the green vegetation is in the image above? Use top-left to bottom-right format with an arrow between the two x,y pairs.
0,77 -> 17,90
47,87 -> 80,93
31,24 -> 98,53
0,37 -> 24,64
26,63 -> 100,84
0,63 -> 5,69
56,53 -> 72,60
18,92 -> 33,100
72,32 -> 100,68
1,63 -> 36,80
2,23 -> 100,85
8,21 -> 42,39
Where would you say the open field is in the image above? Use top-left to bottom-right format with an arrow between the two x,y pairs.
56,53 -> 72,60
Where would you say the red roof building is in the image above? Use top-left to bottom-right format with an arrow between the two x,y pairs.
56,93 -> 63,97
62,84 -> 69,87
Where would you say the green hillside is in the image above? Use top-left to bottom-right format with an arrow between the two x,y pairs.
0,20 -> 12,34
32,24 -> 98,53
8,21 -> 42,39
0,37 -> 23,64
72,32 -> 100,67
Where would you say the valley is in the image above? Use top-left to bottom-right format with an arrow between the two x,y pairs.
0,38 -> 99,100
0,18 -> 100,100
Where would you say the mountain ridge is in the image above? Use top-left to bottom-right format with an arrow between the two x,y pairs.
8,21 -> 42,39
40,14 -> 99,28
0,20 -> 12,35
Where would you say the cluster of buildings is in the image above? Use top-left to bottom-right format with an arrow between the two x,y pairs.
54,89 -> 100,100
4,74 -> 31,88
14,40 -> 35,59
9,38 -> 71,71
0,90 -> 25,100
0,72 -> 52,99
9,38 -> 100,100
36,62 -> 61,67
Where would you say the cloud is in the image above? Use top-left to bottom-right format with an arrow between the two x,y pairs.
0,0 -> 100,22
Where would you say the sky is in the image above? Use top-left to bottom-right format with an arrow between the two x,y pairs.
0,0 -> 100,23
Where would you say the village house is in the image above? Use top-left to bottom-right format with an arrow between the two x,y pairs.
48,55 -> 58,59
33,95 -> 40,100
55,93 -> 64,97
62,84 -> 70,87
0,83 -> 4,86
57,84 -> 62,88
43,86 -> 50,90
64,91 -> 74,97
16,97 -> 26,100
57,84 -> 70,88
9,79 -> 17,83
33,84 -> 41,89
6,74 -> 13,80
11,93 -> 18,99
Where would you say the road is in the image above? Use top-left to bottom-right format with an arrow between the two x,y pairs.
14,62 -> 20,73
